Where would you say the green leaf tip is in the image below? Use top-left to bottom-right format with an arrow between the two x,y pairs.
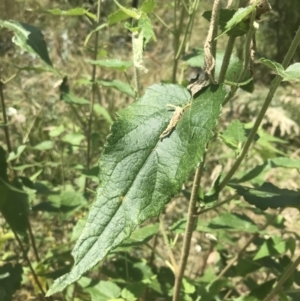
47,83 -> 227,296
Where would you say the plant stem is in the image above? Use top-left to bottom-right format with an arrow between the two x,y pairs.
85,0 -> 102,192
219,25 -> 300,191
218,36 -> 236,83
172,2 -> 186,83
152,12 -> 173,33
172,0 -> 200,83
172,157 -> 205,301
27,218 -> 40,262
0,79 -> 12,154
132,46 -> 140,98
175,0 -> 200,60
222,9 -> 256,106
264,256 -> 300,301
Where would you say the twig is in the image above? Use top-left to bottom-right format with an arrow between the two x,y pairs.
27,218 -> 40,262
85,0 -> 102,192
218,36 -> 236,83
152,12 -> 173,33
172,2 -> 186,83
13,230 -> 47,301
264,255 -> 300,301
172,156 -> 206,301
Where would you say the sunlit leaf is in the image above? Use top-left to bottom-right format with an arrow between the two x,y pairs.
114,0 -> 142,19
32,141 -> 54,150
220,120 -> 247,151
282,63 -> 300,81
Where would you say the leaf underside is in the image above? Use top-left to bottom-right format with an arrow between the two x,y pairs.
47,83 -> 227,295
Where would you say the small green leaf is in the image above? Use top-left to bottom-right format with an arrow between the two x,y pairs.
47,83 -> 227,295
93,104 -> 113,125
114,0 -> 142,19
216,4 -> 256,38
282,63 -> 300,81
0,20 -> 52,66
235,258 -> 261,276
98,79 -> 135,97
84,23 -> 108,47
182,278 -> 195,294
229,182 -> 300,210
138,15 -> 156,44
108,10 -> 130,25
220,120 -> 247,151
254,238 -> 281,260
59,77 -> 90,104
49,125 -> 65,137
121,283 -> 146,301
141,0 -> 156,13
62,133 -> 85,145
7,145 -> 26,162
85,59 -> 133,71
120,223 -> 159,247
208,213 -> 258,233
84,281 -> 121,301
257,56 -> 285,76
32,141 -> 54,150
33,191 -> 87,214
203,9 -> 250,37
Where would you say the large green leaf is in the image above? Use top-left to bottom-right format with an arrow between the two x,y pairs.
47,83 -> 227,295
